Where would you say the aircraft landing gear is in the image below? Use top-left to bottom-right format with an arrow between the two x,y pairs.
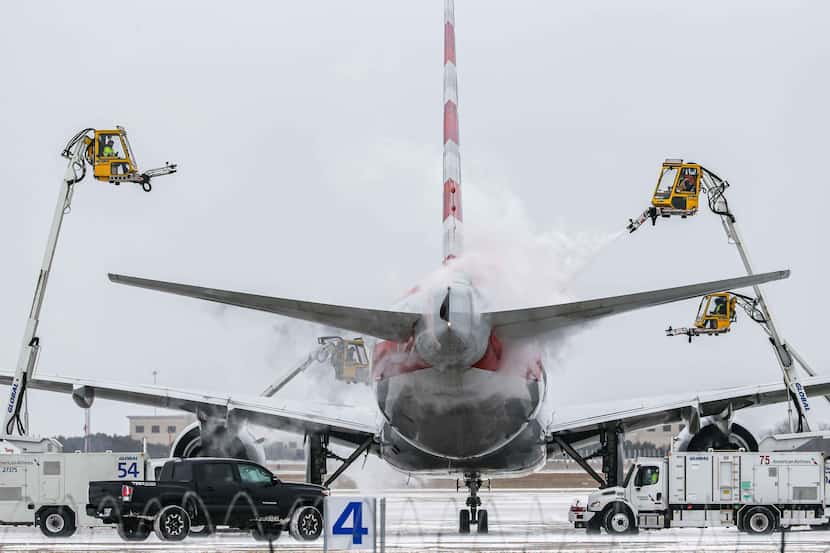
458,473 -> 488,534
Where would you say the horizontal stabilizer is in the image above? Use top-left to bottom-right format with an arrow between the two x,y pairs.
109,273 -> 420,342
484,270 -> 790,339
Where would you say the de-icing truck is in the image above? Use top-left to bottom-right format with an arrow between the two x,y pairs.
569,450 -> 830,534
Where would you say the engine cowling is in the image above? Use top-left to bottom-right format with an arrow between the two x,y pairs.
170,420 -> 265,463
675,421 -> 758,452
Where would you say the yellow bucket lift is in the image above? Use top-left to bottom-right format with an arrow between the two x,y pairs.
320,336 -> 370,384
666,292 -> 764,342
260,336 -> 371,397
629,158 -> 824,436
64,126 -> 176,192
628,159 -> 703,232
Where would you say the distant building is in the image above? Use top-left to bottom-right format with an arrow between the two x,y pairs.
128,414 -> 196,446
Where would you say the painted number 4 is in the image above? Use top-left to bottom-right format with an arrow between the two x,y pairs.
333,501 -> 369,545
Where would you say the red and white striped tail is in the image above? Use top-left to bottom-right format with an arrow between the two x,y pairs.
443,0 -> 463,263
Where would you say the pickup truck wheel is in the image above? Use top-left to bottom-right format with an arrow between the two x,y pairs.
117,519 -> 151,541
154,505 -> 191,542
251,524 -> 282,541
743,507 -> 775,535
585,514 -> 602,534
39,507 -> 76,538
602,504 -> 634,534
289,505 -> 323,541
189,524 -> 215,537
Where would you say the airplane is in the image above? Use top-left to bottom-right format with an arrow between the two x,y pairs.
2,0 -> 828,535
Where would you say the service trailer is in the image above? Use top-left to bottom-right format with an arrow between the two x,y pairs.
570,450 -> 829,534
0,451 -> 148,537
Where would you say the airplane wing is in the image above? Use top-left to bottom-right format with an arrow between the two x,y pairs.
108,274 -> 420,342
0,371 -> 377,448
484,270 -> 789,339
547,374 -> 830,445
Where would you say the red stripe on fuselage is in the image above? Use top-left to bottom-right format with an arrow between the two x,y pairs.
474,333 -> 543,381
373,332 -> 543,382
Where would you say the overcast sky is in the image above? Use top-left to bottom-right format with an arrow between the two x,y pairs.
1,1 -> 829,443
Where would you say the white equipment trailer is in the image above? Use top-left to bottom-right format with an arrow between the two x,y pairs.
0,451 -> 158,537
570,450 -> 830,535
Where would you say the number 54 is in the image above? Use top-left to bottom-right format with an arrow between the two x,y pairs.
117,462 -> 140,478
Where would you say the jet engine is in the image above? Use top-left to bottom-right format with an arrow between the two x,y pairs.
170,419 -> 265,463
674,419 -> 758,452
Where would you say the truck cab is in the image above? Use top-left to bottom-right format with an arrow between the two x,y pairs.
570,457 -> 668,533
572,451 -> 830,535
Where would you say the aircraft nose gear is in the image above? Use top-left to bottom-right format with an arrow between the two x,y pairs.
458,473 -> 489,534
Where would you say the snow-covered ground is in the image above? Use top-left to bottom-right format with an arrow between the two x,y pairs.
0,489 -> 826,552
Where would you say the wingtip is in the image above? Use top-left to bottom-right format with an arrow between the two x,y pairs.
108,273 -> 120,283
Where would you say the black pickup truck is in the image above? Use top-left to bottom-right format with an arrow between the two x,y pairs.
87,457 -> 327,542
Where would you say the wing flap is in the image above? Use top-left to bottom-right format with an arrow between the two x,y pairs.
485,270 -> 790,338
109,273 -> 419,342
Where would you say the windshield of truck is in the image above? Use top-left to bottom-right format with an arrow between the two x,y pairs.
622,463 -> 636,487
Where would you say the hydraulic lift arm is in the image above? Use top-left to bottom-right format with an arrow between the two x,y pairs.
627,160 -> 821,435
260,336 -> 371,397
701,167 -> 817,433
2,128 -> 175,440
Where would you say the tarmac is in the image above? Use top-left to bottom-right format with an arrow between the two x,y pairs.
1,488 -> 829,552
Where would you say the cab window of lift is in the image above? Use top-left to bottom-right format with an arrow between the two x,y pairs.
674,167 -> 699,195
707,296 -> 729,317
346,343 -> 368,366
97,133 -> 124,158
634,465 -> 659,487
654,166 -> 678,199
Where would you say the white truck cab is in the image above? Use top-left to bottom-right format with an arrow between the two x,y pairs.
570,451 -> 830,535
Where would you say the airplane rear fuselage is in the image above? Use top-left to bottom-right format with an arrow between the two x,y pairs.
372,273 -> 547,474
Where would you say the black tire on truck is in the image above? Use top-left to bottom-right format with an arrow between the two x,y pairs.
742,506 -> 776,535
39,507 -> 76,538
602,503 -> 635,534
251,524 -> 282,541
185,498 -> 215,537
117,518 -> 151,541
289,505 -> 324,541
153,505 -> 191,541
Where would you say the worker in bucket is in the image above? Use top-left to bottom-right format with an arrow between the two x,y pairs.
679,171 -> 696,193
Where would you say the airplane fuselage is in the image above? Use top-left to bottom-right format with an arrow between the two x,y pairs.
372,272 -> 547,475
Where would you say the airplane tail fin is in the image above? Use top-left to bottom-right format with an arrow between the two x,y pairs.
443,0 -> 463,263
